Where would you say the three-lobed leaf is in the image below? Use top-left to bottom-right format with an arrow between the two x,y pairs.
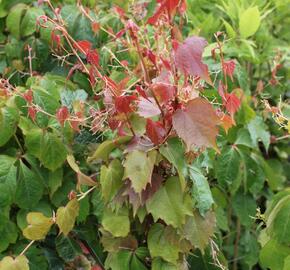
23,212 -> 53,240
123,150 -> 157,194
56,198 -> 79,236
172,98 -> 219,151
0,255 -> 29,270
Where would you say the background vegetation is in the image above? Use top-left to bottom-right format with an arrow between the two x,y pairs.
0,0 -> 289,269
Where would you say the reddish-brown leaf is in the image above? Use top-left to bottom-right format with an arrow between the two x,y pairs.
137,97 -> 161,118
23,89 -> 33,104
28,106 -> 37,121
172,98 -> 219,150
74,40 -> 92,54
223,93 -> 240,116
87,50 -> 99,66
115,95 -> 137,114
147,0 -> 185,25
146,119 -> 166,145
174,36 -> 211,84
56,106 -> 70,127
223,60 -> 236,81
151,82 -> 174,104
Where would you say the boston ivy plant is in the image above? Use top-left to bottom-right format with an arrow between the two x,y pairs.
0,0 -> 289,270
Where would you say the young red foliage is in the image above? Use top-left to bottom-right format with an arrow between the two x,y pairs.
56,106 -> 70,127
74,40 -> 92,54
223,93 -> 241,116
174,36 -> 212,84
23,89 -> 33,104
223,60 -> 236,81
172,98 -> 220,150
146,119 -> 166,145
115,95 -> 137,114
87,50 -> 99,66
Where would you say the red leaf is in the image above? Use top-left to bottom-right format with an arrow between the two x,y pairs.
146,119 -> 166,145
218,80 -> 226,101
91,21 -> 100,34
137,97 -> 161,118
115,95 -> 137,114
28,107 -> 37,121
113,5 -> 125,17
91,265 -> 102,270
220,112 -> 235,133
87,50 -> 99,66
172,98 -> 220,150
174,36 -> 211,84
136,85 -> 148,99
151,83 -> 174,104
56,106 -> 70,126
23,89 -> 33,104
223,60 -> 236,81
147,0 -> 185,25
115,29 -> 126,39
223,93 -> 241,116
74,40 -> 92,54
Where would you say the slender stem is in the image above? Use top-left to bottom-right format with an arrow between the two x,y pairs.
233,219 -> 241,270
125,114 -> 136,137
20,240 -> 35,256
77,185 -> 97,201
14,134 -> 24,153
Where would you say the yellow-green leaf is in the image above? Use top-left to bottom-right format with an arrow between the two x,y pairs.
67,155 -> 96,187
0,255 -> 29,270
87,136 -> 131,163
23,212 -> 53,240
102,207 -> 130,237
239,6 -> 261,38
56,199 -> 79,236
123,150 -> 157,194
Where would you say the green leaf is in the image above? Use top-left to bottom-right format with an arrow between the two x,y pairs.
6,4 -> 27,39
21,7 -> 45,37
0,155 -> 17,207
101,207 -> 130,237
259,240 -> 290,270
56,198 -> 79,236
0,221 -> 18,252
60,89 -> 88,110
123,150 -> 157,194
104,250 -> 131,270
100,159 -> 123,203
148,223 -> 180,264
248,116 -> 270,151
23,212 -> 53,240
48,168 -> 63,198
189,166 -> 214,215
159,137 -> 187,190
283,256 -> 290,270
0,107 -> 19,146
181,211 -> 216,252
15,160 -> 44,209
151,258 -> 178,270
235,128 -> 254,148
146,176 -> 192,228
222,19 -> 236,38
216,146 -> 240,189
91,189 -> 104,219
239,6 -> 261,38
25,129 -> 67,171
268,197 -> 290,244
232,192 -> 256,227
55,235 -> 81,262
87,136 -> 131,163
0,255 -> 29,270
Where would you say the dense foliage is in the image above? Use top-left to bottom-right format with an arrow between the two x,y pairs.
0,0 -> 289,269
